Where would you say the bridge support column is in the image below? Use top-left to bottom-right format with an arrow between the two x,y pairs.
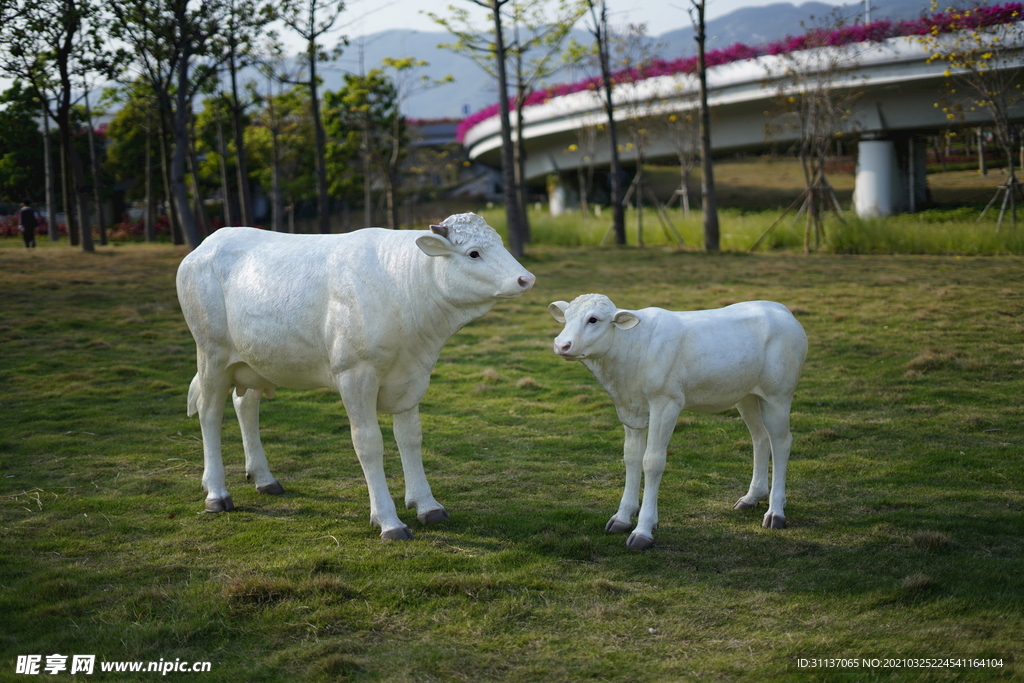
854,136 -> 929,218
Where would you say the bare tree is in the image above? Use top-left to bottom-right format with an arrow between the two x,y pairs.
759,11 -> 862,252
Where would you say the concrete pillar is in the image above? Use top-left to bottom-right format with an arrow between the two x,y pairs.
854,136 -> 929,218
548,176 -> 571,216
854,139 -> 897,218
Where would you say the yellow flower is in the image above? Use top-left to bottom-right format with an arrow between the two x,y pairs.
668,114 -> 678,122
568,144 -> 578,151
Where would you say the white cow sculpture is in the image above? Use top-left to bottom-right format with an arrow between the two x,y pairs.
549,294 -> 807,550
176,213 -> 536,540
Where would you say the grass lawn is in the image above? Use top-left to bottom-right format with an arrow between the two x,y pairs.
1,240 -> 1021,681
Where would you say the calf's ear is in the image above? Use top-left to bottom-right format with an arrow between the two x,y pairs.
548,301 -> 569,323
416,234 -> 455,257
612,310 -> 640,330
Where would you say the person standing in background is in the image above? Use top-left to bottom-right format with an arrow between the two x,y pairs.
18,200 -> 38,248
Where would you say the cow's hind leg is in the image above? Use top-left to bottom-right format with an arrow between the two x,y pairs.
233,388 -> 284,495
734,395 -> 771,512
394,407 -> 448,525
758,396 -> 793,529
190,371 -> 235,512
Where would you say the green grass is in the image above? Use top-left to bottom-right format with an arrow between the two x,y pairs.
1,243 -> 1022,681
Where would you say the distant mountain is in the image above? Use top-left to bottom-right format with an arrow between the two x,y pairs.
320,0 -> 935,120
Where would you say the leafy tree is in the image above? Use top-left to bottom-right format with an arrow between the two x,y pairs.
582,0 -> 626,246
251,83 -> 317,232
110,0 -> 233,249
280,0 -> 346,234
430,0 -> 527,258
0,0 -> 120,252
0,83 -> 46,204
507,0 -> 586,242
917,2 -> 1024,228
219,0 -> 275,227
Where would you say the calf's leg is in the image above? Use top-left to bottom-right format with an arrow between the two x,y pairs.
233,388 -> 284,495
393,406 -> 448,525
338,367 -> 411,540
734,395 -> 771,511
606,426 -> 646,534
628,400 -> 681,550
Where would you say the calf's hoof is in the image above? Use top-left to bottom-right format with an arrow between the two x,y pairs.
605,518 -> 633,534
626,532 -> 655,550
380,526 -> 414,541
205,496 -> 235,513
762,512 -> 787,529
417,508 -> 450,525
733,497 -> 758,510
256,480 -> 285,495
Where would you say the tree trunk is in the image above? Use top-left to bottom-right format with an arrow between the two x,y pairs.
56,106 -> 94,253
591,1 -> 625,245
144,114 -> 155,242
694,0 -> 720,252
83,88 -> 106,245
60,138 -> 76,246
308,49 -> 331,234
216,118 -> 235,227
271,127 -> 283,232
515,99 -> 531,243
171,51 -> 201,249
41,100 -> 58,241
230,56 -> 254,226
490,0 -> 525,258
159,114 -> 182,245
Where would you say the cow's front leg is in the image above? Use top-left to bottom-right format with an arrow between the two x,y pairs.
606,425 -> 646,534
394,406 -> 449,525
233,388 -> 284,495
338,368 -> 411,540
628,400 -> 681,550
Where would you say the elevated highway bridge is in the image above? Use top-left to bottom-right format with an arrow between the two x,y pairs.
462,33 -> 1024,218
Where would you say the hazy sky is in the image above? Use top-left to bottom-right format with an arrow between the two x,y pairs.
330,0 -> 848,41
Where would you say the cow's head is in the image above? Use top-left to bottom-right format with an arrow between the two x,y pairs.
548,293 -> 639,360
416,213 -> 535,305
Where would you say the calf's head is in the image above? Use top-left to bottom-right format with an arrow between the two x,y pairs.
548,293 -> 640,360
416,213 -> 535,305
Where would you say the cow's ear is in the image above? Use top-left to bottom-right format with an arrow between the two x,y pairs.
416,234 -> 455,257
612,310 -> 640,330
548,301 -> 569,323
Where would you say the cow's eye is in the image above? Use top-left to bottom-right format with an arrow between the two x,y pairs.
469,250 -> 481,259
587,316 -> 598,324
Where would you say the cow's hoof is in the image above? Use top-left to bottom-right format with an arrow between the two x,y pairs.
605,518 -> 633,534
257,480 -> 285,495
733,497 -> 758,510
762,513 -> 787,529
417,508 -> 450,525
205,496 -> 234,513
381,526 -> 414,541
626,532 -> 655,550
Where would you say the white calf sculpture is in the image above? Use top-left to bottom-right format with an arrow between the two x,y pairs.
549,294 -> 807,550
176,213 -> 536,540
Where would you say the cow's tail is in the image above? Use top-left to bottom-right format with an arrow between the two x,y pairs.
187,374 -> 200,417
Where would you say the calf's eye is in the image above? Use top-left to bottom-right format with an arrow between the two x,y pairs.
469,250 -> 481,259
587,317 -> 598,324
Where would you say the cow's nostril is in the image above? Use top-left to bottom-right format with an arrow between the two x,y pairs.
518,274 -> 536,290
